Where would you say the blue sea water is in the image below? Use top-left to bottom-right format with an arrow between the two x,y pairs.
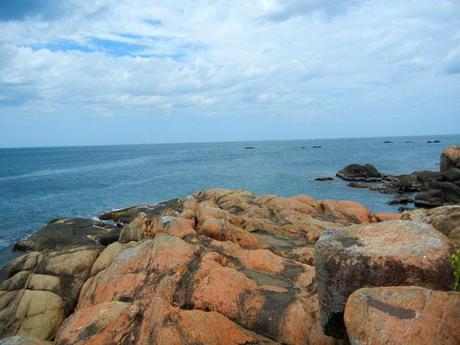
0,135 -> 459,255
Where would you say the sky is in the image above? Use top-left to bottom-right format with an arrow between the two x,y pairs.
0,0 -> 459,147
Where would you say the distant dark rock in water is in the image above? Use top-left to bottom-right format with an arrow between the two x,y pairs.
405,140 -> 413,143
337,146 -> 460,210
13,218 -> 119,252
347,182 -> 372,189
337,164 -> 383,182
301,146 -> 306,149
315,176 -> 334,181
433,140 -> 441,143
244,146 -> 255,150
312,145 -> 322,148
427,140 -> 433,143
387,194 -> 414,205
383,140 -> 393,144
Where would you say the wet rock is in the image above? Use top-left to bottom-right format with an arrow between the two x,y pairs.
402,205 -> 460,249
387,194 -> 414,205
344,286 -> 460,345
383,140 -> 393,144
0,246 -> 101,340
441,145 -> 460,172
312,145 -> 322,148
244,146 -> 255,150
336,164 -> 382,182
13,218 -> 118,252
389,171 -> 439,193
315,220 -> 453,339
315,176 -> 334,181
99,200 -> 183,225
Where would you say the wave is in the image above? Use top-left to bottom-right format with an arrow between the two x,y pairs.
0,156 -> 153,182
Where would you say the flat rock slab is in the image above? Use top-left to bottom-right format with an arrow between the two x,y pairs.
344,286 -> 460,345
14,218 -> 119,252
315,220 -> 453,338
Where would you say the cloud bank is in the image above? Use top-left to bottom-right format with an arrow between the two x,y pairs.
0,0 -> 459,146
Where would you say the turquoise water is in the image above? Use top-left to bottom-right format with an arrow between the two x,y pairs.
0,135 -> 459,251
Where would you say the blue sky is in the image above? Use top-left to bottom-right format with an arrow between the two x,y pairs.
0,0 -> 459,147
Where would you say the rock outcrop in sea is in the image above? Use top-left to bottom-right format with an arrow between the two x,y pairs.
0,188 -> 459,344
337,145 -> 460,209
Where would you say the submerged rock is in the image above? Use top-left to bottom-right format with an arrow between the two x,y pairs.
315,176 -> 334,181
344,286 -> 460,345
315,220 -> 453,338
336,164 -> 382,182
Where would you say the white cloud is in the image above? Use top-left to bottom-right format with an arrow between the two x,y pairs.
0,0 -> 459,122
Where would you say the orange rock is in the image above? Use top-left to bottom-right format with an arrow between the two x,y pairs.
344,286 -> 460,345
315,220 -> 454,338
374,212 -> 401,222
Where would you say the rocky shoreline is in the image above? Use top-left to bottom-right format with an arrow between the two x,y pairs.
334,145 -> 460,211
0,187 -> 459,344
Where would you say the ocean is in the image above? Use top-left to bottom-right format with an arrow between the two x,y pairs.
1,135 -> 459,258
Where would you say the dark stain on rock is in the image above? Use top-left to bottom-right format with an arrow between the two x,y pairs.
336,236 -> 363,248
367,296 -> 416,319
252,289 -> 296,341
75,322 -> 100,342
172,250 -> 202,309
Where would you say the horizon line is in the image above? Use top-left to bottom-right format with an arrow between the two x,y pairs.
0,132 -> 459,150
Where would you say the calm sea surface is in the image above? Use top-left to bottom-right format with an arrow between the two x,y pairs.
1,135 -> 459,254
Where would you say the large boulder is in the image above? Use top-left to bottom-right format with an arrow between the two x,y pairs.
336,164 -> 382,182
344,286 -> 460,345
315,220 -> 453,339
402,205 -> 460,249
441,145 -> 460,172
13,218 -> 118,252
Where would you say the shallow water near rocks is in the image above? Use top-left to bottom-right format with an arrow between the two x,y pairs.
0,135 -> 459,262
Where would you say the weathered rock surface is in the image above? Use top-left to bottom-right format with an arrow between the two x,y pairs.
13,218 -> 118,252
441,145 -> 460,172
336,164 -> 382,182
344,286 -> 460,345
315,220 -> 453,338
0,336 -> 51,345
2,189 -> 444,344
99,199 -> 183,225
54,189 -> 386,344
402,205 -> 460,249
0,246 -> 101,340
